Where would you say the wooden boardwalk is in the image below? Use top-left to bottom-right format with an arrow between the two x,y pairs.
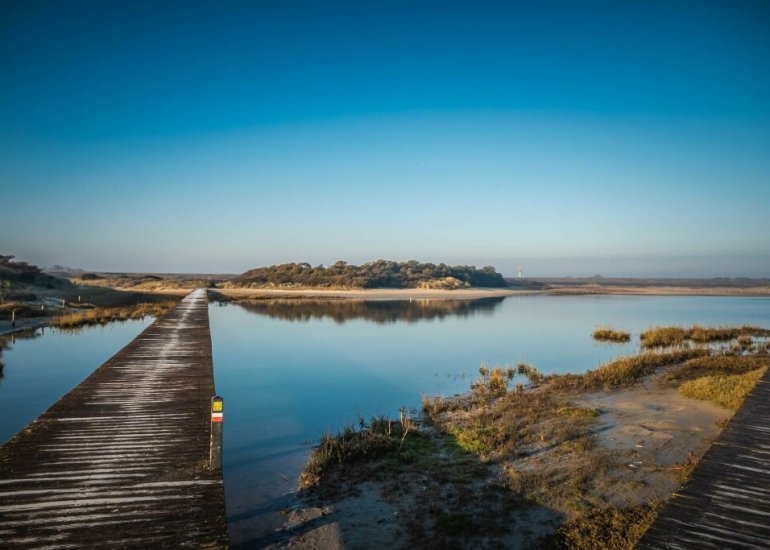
640,365 -> 770,549
0,289 -> 228,548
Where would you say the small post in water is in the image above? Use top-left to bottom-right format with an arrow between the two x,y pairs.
209,396 -> 224,470
11,309 -> 16,328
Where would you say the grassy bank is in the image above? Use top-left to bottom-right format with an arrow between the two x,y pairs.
51,301 -> 178,330
296,324 -> 769,548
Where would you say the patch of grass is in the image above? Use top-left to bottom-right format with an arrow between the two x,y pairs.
592,327 -> 631,343
664,355 -> 769,383
301,414 -> 421,487
51,301 -> 177,329
640,326 -> 687,347
549,348 -> 709,391
472,365 -> 515,400
517,362 -> 546,385
543,503 -> 660,550
641,325 -> 770,348
679,366 -> 767,410
447,422 -> 507,456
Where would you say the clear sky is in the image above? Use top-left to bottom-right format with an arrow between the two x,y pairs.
1,0 -> 769,277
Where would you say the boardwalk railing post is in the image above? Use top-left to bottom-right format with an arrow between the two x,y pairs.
209,396 -> 223,470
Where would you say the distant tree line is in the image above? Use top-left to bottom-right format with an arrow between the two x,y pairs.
229,260 -> 508,289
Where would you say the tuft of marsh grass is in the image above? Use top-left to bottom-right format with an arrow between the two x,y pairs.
679,366 -> 767,410
639,326 -> 687,347
301,413 -> 422,487
472,364 -> 515,401
592,327 -> 631,343
516,362 -> 545,385
51,301 -> 177,329
640,325 -> 770,348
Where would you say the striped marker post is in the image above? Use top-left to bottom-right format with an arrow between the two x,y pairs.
209,396 -> 224,470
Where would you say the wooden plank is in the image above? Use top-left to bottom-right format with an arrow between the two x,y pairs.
0,289 -> 228,548
640,362 -> 770,548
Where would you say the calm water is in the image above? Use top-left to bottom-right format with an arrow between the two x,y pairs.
1,296 -> 768,545
0,319 -> 153,445
208,295 -> 769,545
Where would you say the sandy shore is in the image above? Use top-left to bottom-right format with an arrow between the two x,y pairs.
271,371 -> 728,549
215,287 -> 531,301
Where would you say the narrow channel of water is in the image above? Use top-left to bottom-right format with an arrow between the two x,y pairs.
0,319 -> 153,445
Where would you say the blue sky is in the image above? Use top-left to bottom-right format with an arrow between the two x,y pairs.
1,0 -> 769,276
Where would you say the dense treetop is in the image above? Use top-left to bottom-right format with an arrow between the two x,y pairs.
229,260 -> 508,289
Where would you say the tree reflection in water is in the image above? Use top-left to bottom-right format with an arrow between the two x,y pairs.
228,297 -> 506,325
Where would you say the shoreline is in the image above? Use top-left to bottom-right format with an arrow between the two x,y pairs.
273,335 -> 770,548
75,285 -> 770,300
215,287 -> 531,301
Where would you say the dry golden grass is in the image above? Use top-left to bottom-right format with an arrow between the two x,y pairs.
52,301 -> 177,329
592,327 -> 631,343
544,503 -> 661,549
641,325 -> 770,348
679,366 -> 767,410
664,355 -> 769,383
548,349 -> 709,392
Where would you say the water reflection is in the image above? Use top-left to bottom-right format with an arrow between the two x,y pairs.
0,329 -> 42,384
228,297 -> 506,324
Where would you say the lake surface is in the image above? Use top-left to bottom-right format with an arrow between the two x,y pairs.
1,295 -> 767,545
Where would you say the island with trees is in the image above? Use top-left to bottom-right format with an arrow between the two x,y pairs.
225,260 -> 508,290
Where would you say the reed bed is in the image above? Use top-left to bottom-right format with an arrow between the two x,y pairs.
52,301 -> 177,329
592,327 -> 631,343
640,325 -> 770,348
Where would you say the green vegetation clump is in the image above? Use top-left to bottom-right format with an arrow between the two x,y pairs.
679,367 -> 767,410
52,301 -> 177,329
301,413 -> 421,487
228,260 -> 507,289
544,503 -> 660,550
592,328 -> 631,342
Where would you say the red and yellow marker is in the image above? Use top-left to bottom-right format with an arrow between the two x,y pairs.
209,396 -> 224,469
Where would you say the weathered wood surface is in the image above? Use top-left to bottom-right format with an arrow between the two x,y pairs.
0,289 -> 228,548
640,365 -> 770,549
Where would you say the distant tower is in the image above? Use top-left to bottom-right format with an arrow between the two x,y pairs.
518,267 -> 523,279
